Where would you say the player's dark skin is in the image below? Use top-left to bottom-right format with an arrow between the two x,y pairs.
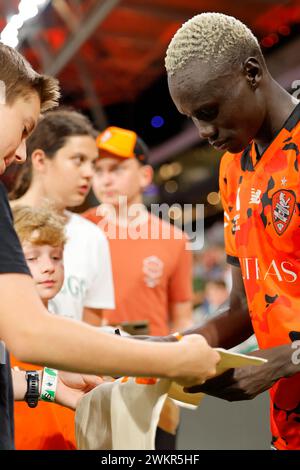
163,56 -> 300,401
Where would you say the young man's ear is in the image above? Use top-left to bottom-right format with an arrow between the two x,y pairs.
31,149 -> 48,173
140,164 -> 153,190
243,57 -> 263,90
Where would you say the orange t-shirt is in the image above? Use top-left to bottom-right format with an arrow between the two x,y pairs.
219,102 -> 300,450
83,210 -> 192,336
11,356 -> 76,450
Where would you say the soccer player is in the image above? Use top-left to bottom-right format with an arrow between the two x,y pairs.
165,12 -> 300,450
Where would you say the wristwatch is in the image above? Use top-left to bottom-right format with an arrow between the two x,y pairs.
24,370 -> 39,408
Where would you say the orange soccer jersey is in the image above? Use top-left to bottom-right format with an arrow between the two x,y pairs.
219,103 -> 300,450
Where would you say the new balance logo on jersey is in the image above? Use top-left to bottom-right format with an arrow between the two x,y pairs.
249,188 -> 262,204
272,190 -> 296,235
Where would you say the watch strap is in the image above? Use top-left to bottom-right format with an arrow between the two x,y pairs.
25,370 -> 39,408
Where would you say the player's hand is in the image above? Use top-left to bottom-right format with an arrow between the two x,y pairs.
172,334 -> 221,387
55,371 -> 104,410
185,344 -> 293,400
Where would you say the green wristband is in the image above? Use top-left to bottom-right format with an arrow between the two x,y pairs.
40,367 -> 58,402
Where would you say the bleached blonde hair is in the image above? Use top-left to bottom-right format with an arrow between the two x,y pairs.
165,12 -> 264,76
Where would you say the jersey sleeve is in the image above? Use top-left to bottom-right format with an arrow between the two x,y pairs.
219,154 -> 240,267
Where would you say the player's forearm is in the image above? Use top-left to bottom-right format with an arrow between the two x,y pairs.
249,343 -> 300,381
180,300 -> 253,348
280,342 -> 300,377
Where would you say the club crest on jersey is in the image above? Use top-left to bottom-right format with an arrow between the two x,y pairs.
272,190 -> 296,235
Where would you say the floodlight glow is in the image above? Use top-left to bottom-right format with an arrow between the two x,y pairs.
0,31 -> 19,48
9,14 -> 24,30
1,23 -> 19,46
33,0 -> 48,5
0,0 -> 49,48
18,0 -> 39,21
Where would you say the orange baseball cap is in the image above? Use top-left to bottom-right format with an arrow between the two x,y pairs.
96,126 -> 149,164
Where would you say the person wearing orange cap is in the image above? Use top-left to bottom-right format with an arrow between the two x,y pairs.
84,126 -> 194,450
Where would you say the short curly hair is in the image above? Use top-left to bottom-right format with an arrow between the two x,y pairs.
13,204 -> 67,247
165,12 -> 265,76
